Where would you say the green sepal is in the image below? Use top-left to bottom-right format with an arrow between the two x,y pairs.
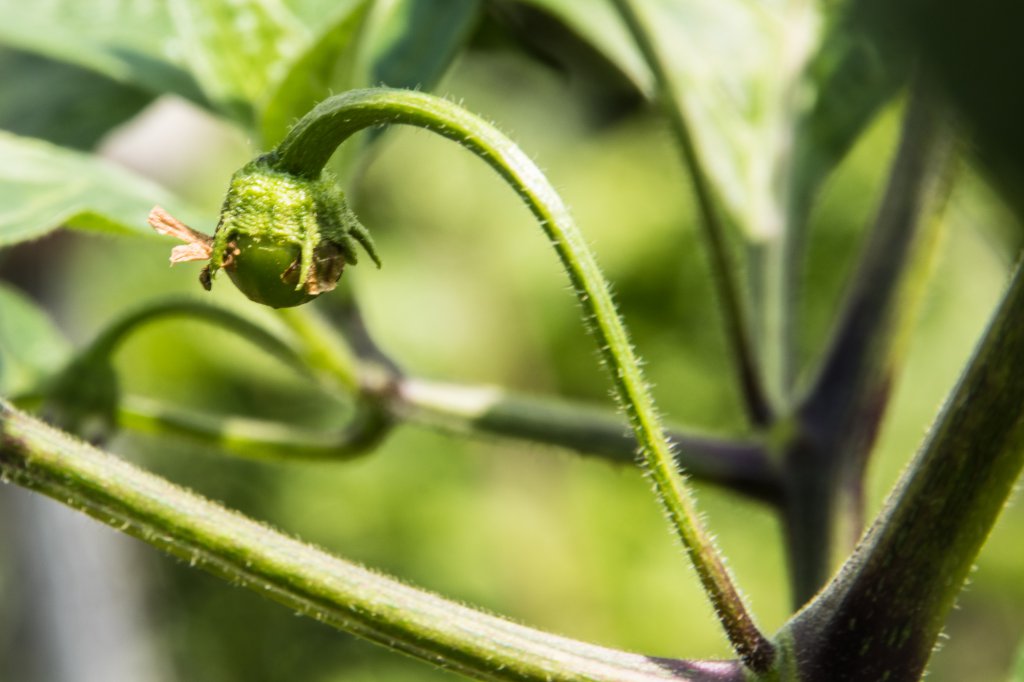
208,159 -> 379,308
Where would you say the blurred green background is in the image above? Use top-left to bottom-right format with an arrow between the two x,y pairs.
2,28 -> 1024,682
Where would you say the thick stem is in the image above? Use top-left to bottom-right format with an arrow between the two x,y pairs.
800,83 -> 951,450
269,88 -> 773,670
784,259 -> 1024,681
396,378 -> 783,506
0,401 -> 743,682
610,0 -> 773,427
783,82 -> 952,607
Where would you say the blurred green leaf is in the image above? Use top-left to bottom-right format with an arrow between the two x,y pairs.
520,0 -> 652,94
0,48 -> 153,151
370,0 -> 481,91
533,0 -> 823,240
169,0 -> 313,126
42,349 -> 120,444
0,130 -> 201,246
0,282 -> 70,397
789,6 -> 908,222
1013,639 -> 1024,682
857,0 -> 1024,221
260,0 -> 370,146
0,0 -> 207,106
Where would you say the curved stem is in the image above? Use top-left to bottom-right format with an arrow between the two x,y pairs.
267,88 -> 773,670
610,0 -> 773,426
0,401 -> 743,682
94,301 -> 777,498
90,298 -> 310,377
75,298 -> 391,455
118,395 -> 389,461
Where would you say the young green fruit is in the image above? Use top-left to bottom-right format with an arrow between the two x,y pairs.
149,160 -> 380,308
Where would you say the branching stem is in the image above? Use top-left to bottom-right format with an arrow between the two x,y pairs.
0,401 -> 744,682
785,258 -> 1024,681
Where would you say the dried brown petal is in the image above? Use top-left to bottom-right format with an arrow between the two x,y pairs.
148,206 -> 214,264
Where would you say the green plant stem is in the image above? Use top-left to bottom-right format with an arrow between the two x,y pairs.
292,301 -> 781,501
289,300 -> 780,502
0,401 -> 744,682
90,298 -> 308,374
118,395 -> 388,460
118,377 -> 783,503
800,83 -> 951,471
395,377 -> 783,505
783,257 -> 1024,681
78,300 -> 777,500
783,82 -> 952,606
274,306 -> 361,392
268,88 -> 773,670
610,0 -> 772,427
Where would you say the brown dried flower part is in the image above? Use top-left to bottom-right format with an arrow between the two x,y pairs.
148,206 -> 214,264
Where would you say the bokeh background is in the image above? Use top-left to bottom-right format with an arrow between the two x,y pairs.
2,8 -> 1024,682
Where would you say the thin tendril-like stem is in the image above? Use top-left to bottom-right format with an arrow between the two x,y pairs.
88,299 -> 308,374
269,88 -> 774,670
610,0 -> 773,427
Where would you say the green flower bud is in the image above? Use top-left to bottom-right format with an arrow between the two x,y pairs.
210,161 -> 380,308
150,160 -> 380,309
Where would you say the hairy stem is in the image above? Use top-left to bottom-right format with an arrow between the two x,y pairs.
268,88 -> 773,669
0,401 -> 744,682
784,257 -> 1024,681
610,0 -> 772,426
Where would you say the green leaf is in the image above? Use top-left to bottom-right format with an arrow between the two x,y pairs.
0,130 -> 202,246
0,0 -> 207,106
643,0 -> 823,240
370,0 -> 481,91
521,0 -> 653,94
169,0 -> 312,126
259,0 -> 371,146
0,283 -> 70,397
0,48 -> 153,151
789,6 -> 908,223
530,0 -> 824,241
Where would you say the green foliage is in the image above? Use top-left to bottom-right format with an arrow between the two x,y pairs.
0,0 -> 206,104
0,131 -> 200,245
0,283 -> 69,397
1,1 -> 1023,681
259,1 -> 369,145
370,0 -> 480,91
0,48 -> 152,150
